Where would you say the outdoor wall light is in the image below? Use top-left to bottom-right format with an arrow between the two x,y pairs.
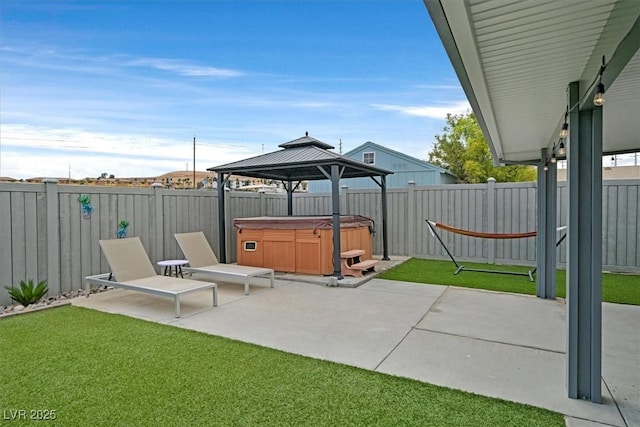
557,141 -> 566,156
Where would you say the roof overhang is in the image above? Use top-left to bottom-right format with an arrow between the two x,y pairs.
425,0 -> 640,164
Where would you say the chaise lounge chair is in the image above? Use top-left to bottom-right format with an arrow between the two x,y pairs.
174,231 -> 275,295
85,237 -> 218,318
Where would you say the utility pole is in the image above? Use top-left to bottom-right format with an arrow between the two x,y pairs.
339,139 -> 343,155
193,135 -> 196,189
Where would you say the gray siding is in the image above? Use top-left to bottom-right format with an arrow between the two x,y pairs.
1,179 -> 638,305
309,170 -> 456,192
308,143 -> 456,192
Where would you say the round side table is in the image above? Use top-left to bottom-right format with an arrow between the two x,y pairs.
157,260 -> 188,278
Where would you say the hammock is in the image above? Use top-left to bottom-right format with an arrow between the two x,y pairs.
429,221 -> 537,239
425,220 -> 567,282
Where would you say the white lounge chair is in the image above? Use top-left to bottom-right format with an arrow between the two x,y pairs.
85,237 -> 218,318
175,231 -> 275,295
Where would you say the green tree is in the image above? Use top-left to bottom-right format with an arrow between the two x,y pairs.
428,112 -> 536,183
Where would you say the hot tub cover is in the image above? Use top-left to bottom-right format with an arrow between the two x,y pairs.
233,215 -> 374,232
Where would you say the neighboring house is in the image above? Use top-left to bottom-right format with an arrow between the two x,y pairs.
308,141 -> 457,192
557,165 -> 640,181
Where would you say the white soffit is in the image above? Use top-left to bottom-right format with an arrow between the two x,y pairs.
429,0 -> 640,163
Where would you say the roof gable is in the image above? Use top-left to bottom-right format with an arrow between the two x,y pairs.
345,141 -> 455,176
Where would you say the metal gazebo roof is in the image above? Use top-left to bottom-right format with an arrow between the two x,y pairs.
208,133 -> 393,278
208,133 -> 392,181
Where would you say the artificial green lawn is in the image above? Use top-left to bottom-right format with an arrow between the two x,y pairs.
0,306 -> 563,426
379,258 -> 640,305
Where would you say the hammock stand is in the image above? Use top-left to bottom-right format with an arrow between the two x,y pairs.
425,220 -> 566,282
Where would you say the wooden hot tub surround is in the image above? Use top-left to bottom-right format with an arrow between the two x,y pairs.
234,216 -> 375,275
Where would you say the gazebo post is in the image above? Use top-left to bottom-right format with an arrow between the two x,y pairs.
331,164 -> 343,279
381,175 -> 390,260
217,172 -> 227,263
287,179 -> 293,216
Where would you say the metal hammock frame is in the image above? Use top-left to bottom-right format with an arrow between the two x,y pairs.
426,220 -> 566,282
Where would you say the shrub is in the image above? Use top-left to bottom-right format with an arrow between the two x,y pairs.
4,279 -> 48,306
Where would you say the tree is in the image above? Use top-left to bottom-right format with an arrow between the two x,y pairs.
428,112 -> 536,183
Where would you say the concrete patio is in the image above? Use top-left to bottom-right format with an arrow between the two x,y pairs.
73,273 -> 638,427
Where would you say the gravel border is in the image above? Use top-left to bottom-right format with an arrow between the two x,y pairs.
0,286 -> 112,318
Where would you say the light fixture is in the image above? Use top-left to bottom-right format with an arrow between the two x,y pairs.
543,164 -> 549,171
594,83 -> 605,106
559,122 -> 568,138
559,110 -> 569,138
550,153 -> 557,164
557,141 -> 566,156
594,56 -> 606,106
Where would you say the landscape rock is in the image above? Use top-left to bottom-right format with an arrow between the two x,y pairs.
1,286 -> 111,318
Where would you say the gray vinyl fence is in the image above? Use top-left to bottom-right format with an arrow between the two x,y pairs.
1,179 -> 638,305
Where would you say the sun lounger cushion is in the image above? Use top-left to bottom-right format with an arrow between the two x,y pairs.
86,237 -> 218,318
99,237 -> 157,282
175,232 -> 275,295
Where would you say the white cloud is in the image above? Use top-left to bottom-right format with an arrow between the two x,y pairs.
0,124 -> 257,179
2,44 -> 245,80
127,57 -> 244,78
371,101 -> 471,119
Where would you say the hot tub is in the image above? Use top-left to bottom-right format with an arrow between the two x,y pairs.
234,215 -> 375,275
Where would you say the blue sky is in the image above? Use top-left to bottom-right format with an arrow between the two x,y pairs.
1,0 -> 472,179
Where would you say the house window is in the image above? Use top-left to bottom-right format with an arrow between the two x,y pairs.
363,152 -> 375,165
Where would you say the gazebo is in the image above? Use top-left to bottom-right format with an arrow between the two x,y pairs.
208,133 -> 393,279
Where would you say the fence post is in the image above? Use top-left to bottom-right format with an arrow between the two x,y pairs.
341,185 -> 349,215
43,179 -> 60,297
408,180 -> 416,257
259,190 -> 266,216
154,186 -> 164,263
487,177 -> 496,264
